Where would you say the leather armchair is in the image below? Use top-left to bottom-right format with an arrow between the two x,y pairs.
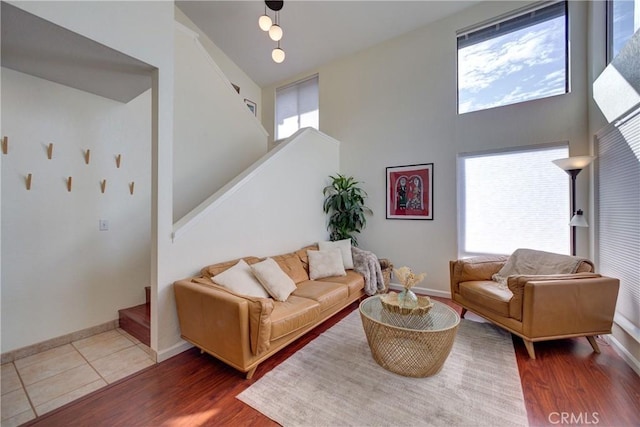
449,255 -> 619,359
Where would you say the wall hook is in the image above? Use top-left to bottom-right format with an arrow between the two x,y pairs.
47,143 -> 54,159
26,173 -> 32,190
85,149 -> 91,165
67,176 -> 73,192
100,179 -> 107,193
2,136 -> 8,155
116,154 -> 122,168
129,181 -> 135,195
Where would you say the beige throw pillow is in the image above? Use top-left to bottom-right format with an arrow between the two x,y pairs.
319,238 -> 354,269
212,259 -> 270,299
251,258 -> 297,302
307,249 -> 347,280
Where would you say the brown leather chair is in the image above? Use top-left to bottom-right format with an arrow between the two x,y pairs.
449,254 -> 619,359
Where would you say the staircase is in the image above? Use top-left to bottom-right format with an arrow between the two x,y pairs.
118,287 -> 150,346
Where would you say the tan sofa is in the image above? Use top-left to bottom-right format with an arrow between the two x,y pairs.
449,254 -> 619,359
174,244 -> 367,379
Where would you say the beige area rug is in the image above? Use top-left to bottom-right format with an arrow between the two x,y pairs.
237,310 -> 528,427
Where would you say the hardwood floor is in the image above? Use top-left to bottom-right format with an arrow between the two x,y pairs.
24,298 -> 640,427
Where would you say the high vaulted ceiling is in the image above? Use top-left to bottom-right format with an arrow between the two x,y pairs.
176,1 -> 480,87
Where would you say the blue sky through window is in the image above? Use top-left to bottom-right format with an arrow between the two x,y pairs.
458,16 -> 567,114
611,0 -> 638,60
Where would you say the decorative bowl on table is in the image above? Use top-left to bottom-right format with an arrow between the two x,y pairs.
380,291 -> 434,315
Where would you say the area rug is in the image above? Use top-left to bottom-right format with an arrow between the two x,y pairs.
237,310 -> 528,427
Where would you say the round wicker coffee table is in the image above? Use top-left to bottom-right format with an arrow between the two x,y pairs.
359,295 -> 460,377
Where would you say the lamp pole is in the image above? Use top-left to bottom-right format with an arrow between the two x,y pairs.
568,169 -> 580,256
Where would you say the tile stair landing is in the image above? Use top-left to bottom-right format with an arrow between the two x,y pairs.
1,328 -> 154,427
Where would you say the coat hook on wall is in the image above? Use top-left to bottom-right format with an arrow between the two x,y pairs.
85,149 -> 91,165
47,143 -> 54,159
67,176 -> 73,192
2,136 -> 8,155
26,173 -> 32,190
129,181 -> 135,195
116,154 -> 122,168
100,179 -> 107,193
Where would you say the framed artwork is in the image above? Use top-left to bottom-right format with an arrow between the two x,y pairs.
244,98 -> 257,116
386,163 -> 433,220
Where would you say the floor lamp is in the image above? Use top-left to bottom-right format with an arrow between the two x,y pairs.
552,155 -> 596,256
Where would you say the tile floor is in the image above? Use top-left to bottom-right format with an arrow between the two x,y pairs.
1,328 -> 155,427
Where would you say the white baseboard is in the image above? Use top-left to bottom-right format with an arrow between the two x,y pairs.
388,283 -> 451,299
606,335 -> 640,377
157,340 -> 193,362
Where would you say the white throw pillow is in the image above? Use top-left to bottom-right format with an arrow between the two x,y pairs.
211,259 -> 270,299
251,258 -> 297,302
307,249 -> 347,280
319,238 -> 354,269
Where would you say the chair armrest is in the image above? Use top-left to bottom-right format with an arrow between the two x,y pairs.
173,278 -> 274,366
518,275 -> 619,338
449,255 -> 509,294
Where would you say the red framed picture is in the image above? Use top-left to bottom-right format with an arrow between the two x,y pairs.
386,163 -> 433,220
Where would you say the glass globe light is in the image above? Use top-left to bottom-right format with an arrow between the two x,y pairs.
258,14 -> 272,31
272,47 -> 285,63
269,24 -> 283,41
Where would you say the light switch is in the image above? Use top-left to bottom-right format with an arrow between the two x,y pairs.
99,219 -> 109,231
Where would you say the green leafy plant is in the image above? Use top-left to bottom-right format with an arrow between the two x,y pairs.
322,174 -> 372,246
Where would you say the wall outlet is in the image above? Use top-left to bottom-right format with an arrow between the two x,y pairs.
99,219 -> 109,231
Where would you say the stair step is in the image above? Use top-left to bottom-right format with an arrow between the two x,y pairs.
118,303 -> 150,347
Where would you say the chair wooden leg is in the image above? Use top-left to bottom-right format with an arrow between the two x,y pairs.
586,336 -> 601,354
460,308 -> 467,319
523,339 -> 536,359
246,365 -> 258,380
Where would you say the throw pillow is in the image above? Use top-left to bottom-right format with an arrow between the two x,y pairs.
251,258 -> 297,302
318,238 -> 354,269
307,248 -> 347,280
211,259 -> 270,299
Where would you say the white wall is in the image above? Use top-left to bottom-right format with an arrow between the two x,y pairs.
158,129 -> 339,358
2,1 -> 175,356
174,7 -> 263,124
173,23 -> 267,221
1,68 -> 151,351
262,1 -> 593,297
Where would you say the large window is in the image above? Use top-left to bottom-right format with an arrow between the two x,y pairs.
595,108 -> 640,348
275,74 -> 319,140
458,144 -> 570,257
457,1 -> 568,114
608,0 -> 640,62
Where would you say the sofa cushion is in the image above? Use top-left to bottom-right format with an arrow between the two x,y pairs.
271,252 -> 309,284
319,271 -> 365,297
211,259 -> 270,299
292,280 -> 349,311
459,280 -> 512,317
251,258 -> 297,302
307,249 -> 347,280
295,244 -> 319,272
201,256 -> 261,278
270,295 -> 321,341
319,239 -> 354,269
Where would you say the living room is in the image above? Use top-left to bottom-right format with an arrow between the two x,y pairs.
1,0 -> 639,426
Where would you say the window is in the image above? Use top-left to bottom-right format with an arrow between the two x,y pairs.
458,144 -> 570,257
275,74 -> 319,140
595,108 -> 640,345
457,1 -> 568,114
607,0 -> 640,62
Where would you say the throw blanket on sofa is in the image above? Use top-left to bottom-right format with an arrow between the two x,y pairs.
492,248 -> 594,287
352,246 -> 385,296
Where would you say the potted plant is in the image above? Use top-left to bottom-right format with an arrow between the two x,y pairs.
322,174 -> 372,246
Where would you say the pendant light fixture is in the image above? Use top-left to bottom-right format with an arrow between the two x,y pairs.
259,1 -> 286,63
272,41 -> 285,63
258,5 -> 272,31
